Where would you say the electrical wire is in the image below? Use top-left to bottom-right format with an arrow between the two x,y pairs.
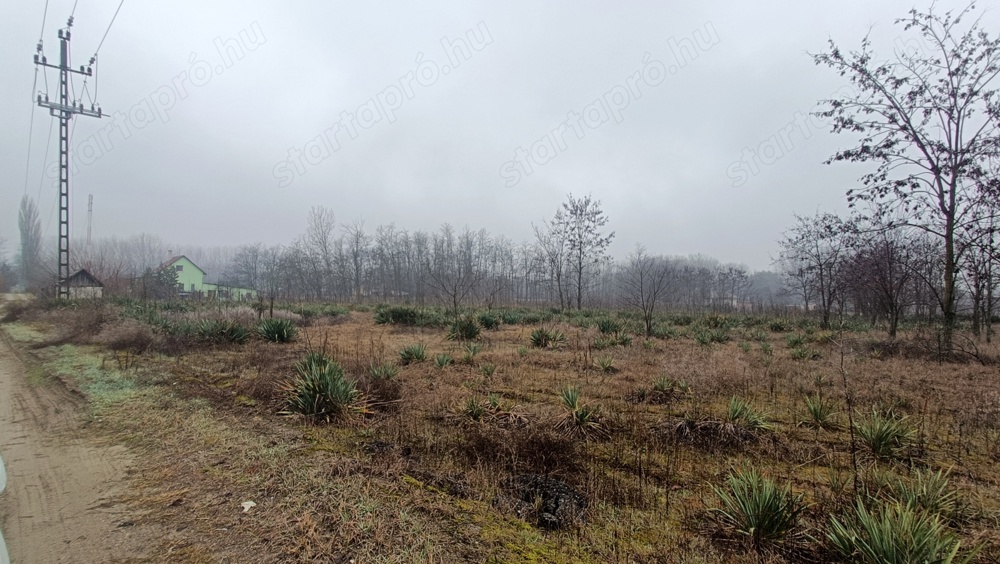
23,69 -> 41,196
93,0 -> 125,57
70,0 -> 79,19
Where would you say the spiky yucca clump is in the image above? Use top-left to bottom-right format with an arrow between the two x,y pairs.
434,353 -> 454,368
367,362 -> 399,380
477,312 -> 500,330
802,394 -> 839,430
556,387 -> 607,440
711,467 -> 806,550
726,396 -> 771,431
530,327 -> 566,348
398,343 -> 427,365
287,353 -> 362,421
462,396 -> 486,421
258,318 -> 297,343
885,469 -> 967,524
196,319 -> 251,344
594,356 -> 616,373
447,316 -> 481,341
856,410 -> 915,461
596,317 -> 623,335
480,363 -> 496,376
649,376 -> 690,404
828,500 -> 977,564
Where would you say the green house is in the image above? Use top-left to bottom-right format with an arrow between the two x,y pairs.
160,255 -> 256,300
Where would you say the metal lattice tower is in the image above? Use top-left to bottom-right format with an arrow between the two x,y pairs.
34,17 -> 102,298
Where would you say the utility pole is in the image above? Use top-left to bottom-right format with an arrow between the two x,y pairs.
34,16 -> 102,299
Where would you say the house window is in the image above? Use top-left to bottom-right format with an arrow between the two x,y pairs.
175,265 -> 183,272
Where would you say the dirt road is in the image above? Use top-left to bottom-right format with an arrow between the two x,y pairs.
0,333 -> 146,563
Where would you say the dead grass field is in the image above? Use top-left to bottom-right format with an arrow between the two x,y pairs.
3,299 -> 1000,562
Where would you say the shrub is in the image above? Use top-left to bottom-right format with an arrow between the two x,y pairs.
790,346 -> 820,360
786,333 -> 809,348
499,310 -> 523,325
196,319 -> 251,344
886,469 -> 967,524
480,363 -> 497,377
447,316 -> 481,341
462,342 -> 482,364
258,318 -> 297,342
827,500 -> 976,564
287,354 -> 362,421
434,353 -> 454,368
594,356 -> 616,374
769,320 -> 790,332
649,377 -> 690,404
478,312 -> 501,330
530,327 -> 566,349
711,467 -> 806,551
726,397 -> 771,431
555,387 -> 606,440
398,343 -> 427,365
802,395 -> 839,430
374,305 -> 420,325
462,396 -> 486,422
596,317 -> 623,335
368,362 -> 399,380
856,410 -> 915,461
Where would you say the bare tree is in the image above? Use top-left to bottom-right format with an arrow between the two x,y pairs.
813,4 -> 1000,349
556,193 -> 615,309
18,195 -> 45,291
533,213 -> 569,309
778,213 -> 848,328
619,246 -> 676,336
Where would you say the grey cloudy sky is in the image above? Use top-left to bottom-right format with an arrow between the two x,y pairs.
3,1 -> 995,270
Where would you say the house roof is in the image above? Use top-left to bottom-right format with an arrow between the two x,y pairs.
67,268 -> 104,287
159,255 -> 207,275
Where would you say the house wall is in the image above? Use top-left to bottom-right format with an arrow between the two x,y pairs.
69,286 -> 103,299
170,257 -> 206,293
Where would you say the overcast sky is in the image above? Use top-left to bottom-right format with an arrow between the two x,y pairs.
2,1 -> 996,270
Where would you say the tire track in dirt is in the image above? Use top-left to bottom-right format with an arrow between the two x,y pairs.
0,332 -> 146,563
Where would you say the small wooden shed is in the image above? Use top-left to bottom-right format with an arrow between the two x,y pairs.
66,268 -> 104,299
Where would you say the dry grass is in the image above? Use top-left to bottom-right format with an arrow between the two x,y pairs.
7,302 -> 1000,562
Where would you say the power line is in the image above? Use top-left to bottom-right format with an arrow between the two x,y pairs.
22,70 -> 40,196
93,0 -> 125,57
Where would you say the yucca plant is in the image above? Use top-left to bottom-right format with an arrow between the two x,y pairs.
462,342 -> 482,364
856,410 -> 915,461
398,343 -> 427,365
529,327 -> 566,348
258,318 -> 298,343
888,469 -> 967,524
828,500 -> 977,564
594,356 -> 616,374
597,317 -> 623,335
368,362 -> 399,380
462,396 -> 486,422
802,394 -> 839,431
287,355 -> 363,421
480,362 -> 497,376
477,312 -> 501,330
726,396 -> 771,431
555,386 -> 606,439
446,316 -> 481,341
196,319 -> 251,344
711,467 -> 807,551
434,353 -> 454,368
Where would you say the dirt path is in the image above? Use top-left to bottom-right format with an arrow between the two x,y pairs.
0,332 -> 147,563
